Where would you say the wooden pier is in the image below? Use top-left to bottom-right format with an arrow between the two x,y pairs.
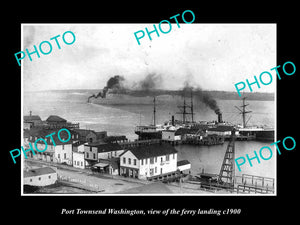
235,174 -> 275,194
186,173 -> 275,194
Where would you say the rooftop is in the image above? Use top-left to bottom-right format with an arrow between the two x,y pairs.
97,143 -> 123,153
207,125 -> 234,132
177,160 -> 191,167
46,115 -> 67,123
122,143 -> 177,159
85,142 -> 123,153
24,167 -> 56,178
24,115 -> 42,122
26,127 -> 76,145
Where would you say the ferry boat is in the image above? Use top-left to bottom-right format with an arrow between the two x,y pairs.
235,97 -> 274,141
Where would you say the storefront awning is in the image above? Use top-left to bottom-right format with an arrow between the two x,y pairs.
93,163 -> 109,168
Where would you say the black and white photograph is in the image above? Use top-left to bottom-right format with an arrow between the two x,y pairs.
4,5 -> 298,221
21,23 -> 276,195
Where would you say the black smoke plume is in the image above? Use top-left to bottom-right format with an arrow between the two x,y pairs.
183,82 -> 221,115
88,75 -> 124,102
88,73 -> 163,102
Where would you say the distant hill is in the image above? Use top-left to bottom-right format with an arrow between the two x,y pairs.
127,89 -> 274,101
203,91 -> 274,101
39,89 -> 275,101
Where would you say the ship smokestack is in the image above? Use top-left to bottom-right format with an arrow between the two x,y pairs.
171,115 -> 175,126
218,112 -> 223,123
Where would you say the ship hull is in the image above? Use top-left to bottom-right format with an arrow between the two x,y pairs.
255,130 -> 275,141
239,128 -> 274,141
135,131 -> 162,140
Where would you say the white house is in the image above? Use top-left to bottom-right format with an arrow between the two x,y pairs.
26,128 -> 75,165
84,142 -> 124,162
23,167 -> 57,187
72,141 -> 86,169
207,125 -> 236,136
161,130 -> 181,142
119,143 -> 178,180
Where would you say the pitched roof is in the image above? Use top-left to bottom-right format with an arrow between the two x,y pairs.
46,115 -> 67,122
175,128 -> 199,135
85,142 -> 123,152
24,115 -> 42,121
97,143 -> 122,153
104,135 -> 127,142
26,127 -> 76,145
177,160 -> 191,167
122,143 -> 177,159
24,167 -> 56,178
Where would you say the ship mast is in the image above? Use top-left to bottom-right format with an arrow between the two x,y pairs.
177,90 -> 194,125
235,97 -> 252,128
153,96 -> 156,126
191,90 -> 194,123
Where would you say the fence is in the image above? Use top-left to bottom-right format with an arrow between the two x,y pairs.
57,175 -> 103,192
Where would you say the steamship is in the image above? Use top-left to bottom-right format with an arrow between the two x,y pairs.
135,94 -> 199,140
235,97 -> 274,141
134,97 -> 173,140
88,89 -> 161,105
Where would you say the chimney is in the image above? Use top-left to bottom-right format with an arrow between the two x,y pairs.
171,115 -> 175,126
218,113 -> 222,123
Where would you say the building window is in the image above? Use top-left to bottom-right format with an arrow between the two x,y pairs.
64,153 -> 66,159
145,159 -> 148,165
141,159 -> 143,165
150,168 -> 154,176
81,161 -> 83,167
86,153 -> 89,158
90,147 -> 92,152
123,157 -> 126,164
128,158 -> 131,165
166,155 -> 170,161
160,168 -> 163,174
134,159 -> 137,165
150,157 -> 154,164
48,175 -> 51,179
62,145 -> 64,150
161,157 -> 163,162
58,154 -> 60,159
30,179 -> 32,182
155,167 -> 157,173
173,154 -> 175,159
155,157 -> 157,163
93,153 -> 96,159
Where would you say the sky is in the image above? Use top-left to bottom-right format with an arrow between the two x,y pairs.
22,23 -> 276,92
